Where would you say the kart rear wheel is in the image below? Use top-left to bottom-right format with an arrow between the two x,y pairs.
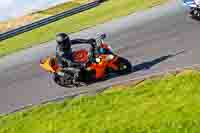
116,57 -> 132,74
53,72 -> 87,87
53,73 -> 66,87
53,72 -> 74,87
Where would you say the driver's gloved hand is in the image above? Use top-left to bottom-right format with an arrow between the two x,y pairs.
88,38 -> 97,48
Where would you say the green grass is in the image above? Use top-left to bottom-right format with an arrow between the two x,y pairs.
1,70 -> 200,132
35,2 -> 81,15
0,0 -> 167,57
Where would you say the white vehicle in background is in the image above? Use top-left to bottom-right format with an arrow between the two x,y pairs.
183,0 -> 200,19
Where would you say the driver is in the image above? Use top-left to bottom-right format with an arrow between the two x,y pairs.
55,33 -> 82,84
55,33 -> 100,84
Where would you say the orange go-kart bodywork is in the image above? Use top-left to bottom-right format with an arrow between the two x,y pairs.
87,54 -> 119,79
40,56 -> 60,73
40,49 -> 125,81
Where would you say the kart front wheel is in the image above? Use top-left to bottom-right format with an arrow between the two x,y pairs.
116,57 -> 132,74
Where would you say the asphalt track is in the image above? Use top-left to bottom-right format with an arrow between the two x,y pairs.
0,0 -> 199,114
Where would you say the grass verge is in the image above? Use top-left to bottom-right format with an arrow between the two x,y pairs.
0,0 -> 167,57
34,1 -> 82,15
1,70 -> 200,132
0,1 -> 86,33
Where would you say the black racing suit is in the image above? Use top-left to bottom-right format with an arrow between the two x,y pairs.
56,38 -> 98,83
70,38 -> 99,63
71,38 -> 99,61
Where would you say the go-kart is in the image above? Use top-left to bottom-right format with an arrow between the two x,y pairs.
183,0 -> 200,19
40,34 -> 132,87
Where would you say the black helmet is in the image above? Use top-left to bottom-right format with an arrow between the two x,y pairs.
56,33 -> 71,46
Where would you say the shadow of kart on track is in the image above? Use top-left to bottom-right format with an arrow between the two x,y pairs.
97,50 -> 186,82
40,34 -> 132,88
132,50 -> 185,72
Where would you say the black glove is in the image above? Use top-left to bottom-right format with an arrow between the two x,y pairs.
88,38 -> 97,49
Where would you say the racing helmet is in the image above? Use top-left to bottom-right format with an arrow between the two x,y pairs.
56,33 -> 71,48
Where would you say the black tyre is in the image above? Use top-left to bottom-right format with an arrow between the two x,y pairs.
116,57 -> 132,74
53,73 -> 66,87
190,8 -> 200,20
53,71 -> 87,87
53,72 -> 74,87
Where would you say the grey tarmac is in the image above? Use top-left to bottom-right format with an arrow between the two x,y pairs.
0,0 -> 198,114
